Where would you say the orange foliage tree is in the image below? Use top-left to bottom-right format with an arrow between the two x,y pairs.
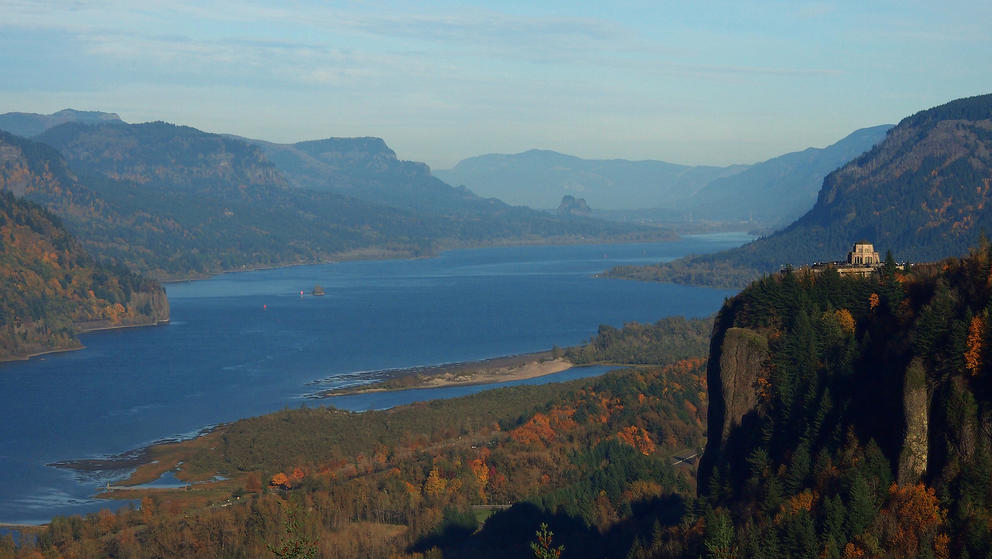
616,425 -> 656,456
878,483 -> 947,558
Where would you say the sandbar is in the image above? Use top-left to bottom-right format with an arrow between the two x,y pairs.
319,351 -> 573,396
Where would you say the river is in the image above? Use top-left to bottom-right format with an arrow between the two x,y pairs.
0,233 -> 749,524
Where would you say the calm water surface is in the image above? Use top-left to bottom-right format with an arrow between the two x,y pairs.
0,234 -> 748,524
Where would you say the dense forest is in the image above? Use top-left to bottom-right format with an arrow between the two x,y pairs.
565,316 -> 713,367
0,190 -> 167,361
608,93 -> 992,287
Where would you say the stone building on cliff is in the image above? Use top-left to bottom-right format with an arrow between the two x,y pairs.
803,240 -> 888,278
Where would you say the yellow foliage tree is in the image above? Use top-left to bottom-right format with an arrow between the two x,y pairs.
835,308 -> 856,334
965,315 -> 984,376
423,465 -> 447,497
469,458 -> 489,501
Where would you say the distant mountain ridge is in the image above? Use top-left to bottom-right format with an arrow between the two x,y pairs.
1,121 -> 668,279
683,124 -> 892,227
0,109 -> 123,138
242,136 -> 489,215
38,121 -> 288,192
608,93 -> 992,286
434,149 -> 748,210
434,125 -> 891,225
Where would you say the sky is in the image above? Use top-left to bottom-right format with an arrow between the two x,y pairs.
1,1 -> 990,169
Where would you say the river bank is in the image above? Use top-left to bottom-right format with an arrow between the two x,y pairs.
0,318 -> 170,365
51,349 -> 575,481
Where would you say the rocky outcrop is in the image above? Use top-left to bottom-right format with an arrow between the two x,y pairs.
713,327 -> 769,443
557,195 -> 592,217
898,357 -> 929,484
698,309 -> 769,491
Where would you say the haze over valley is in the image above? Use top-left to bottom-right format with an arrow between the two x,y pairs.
2,2 -> 992,558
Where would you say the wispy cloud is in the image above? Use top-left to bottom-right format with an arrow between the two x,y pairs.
2,0 -> 988,167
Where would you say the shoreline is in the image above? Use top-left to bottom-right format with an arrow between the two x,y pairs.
317,350 -> 574,397
50,350 -> 578,478
158,232 -> 682,284
0,318 -> 170,365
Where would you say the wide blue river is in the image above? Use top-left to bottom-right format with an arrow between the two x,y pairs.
0,234 -> 748,524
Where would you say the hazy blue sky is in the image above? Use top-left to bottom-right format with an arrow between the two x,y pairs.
2,1 -> 990,168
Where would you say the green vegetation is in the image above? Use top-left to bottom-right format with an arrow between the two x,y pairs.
565,316 -> 713,366
0,190 -> 167,360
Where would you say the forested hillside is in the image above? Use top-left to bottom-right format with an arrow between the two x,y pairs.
609,93 -> 992,287
250,136 -> 484,214
683,125 -> 891,227
0,129 -> 433,278
684,245 -> 992,558
2,123 -> 666,279
0,190 -> 167,361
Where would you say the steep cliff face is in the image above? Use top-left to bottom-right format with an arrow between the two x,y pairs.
698,322 -> 769,495
898,357 -> 929,484
709,327 -> 768,445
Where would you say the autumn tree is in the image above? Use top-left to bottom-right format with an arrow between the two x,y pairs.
965,314 -> 984,375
